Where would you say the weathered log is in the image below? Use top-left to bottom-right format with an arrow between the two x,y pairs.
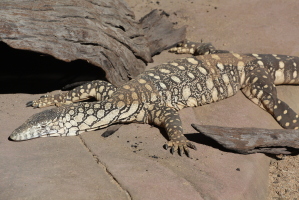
0,0 -> 186,86
140,10 -> 186,56
191,124 -> 299,155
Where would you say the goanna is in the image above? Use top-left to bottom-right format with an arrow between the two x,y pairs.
9,41 -> 299,157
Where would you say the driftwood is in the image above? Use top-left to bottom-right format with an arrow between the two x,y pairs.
191,124 -> 299,155
0,0 -> 186,86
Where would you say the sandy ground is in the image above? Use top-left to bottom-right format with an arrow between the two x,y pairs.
1,0 -> 299,199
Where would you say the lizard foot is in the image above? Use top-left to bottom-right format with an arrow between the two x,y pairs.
169,40 -> 195,54
26,94 -> 64,108
169,40 -> 216,55
163,140 -> 197,157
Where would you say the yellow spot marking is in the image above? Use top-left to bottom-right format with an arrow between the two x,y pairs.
131,92 -> 138,100
123,85 -> 130,89
87,109 -> 94,115
138,79 -> 146,84
206,78 -> 214,90
279,61 -> 285,68
84,116 -> 97,126
97,110 -> 104,118
187,97 -> 198,107
232,53 -> 242,59
171,62 -> 178,66
219,87 -> 224,93
187,57 -> 199,64
118,94 -> 124,100
276,116 -> 282,121
216,63 -> 224,70
257,61 -> 264,67
197,83 -> 202,91
293,120 -> 297,123
293,71 -> 298,78
252,89 -> 257,95
159,82 -> 167,89
182,87 -> 191,100
171,76 -> 181,83
275,69 -> 285,84
74,113 -> 84,122
222,74 -> 230,84
148,73 -> 154,76
178,66 -> 185,70
295,127 -> 299,130
211,87 -> 218,102
117,101 -> 125,108
198,67 -> 207,75
211,54 -> 221,60
256,90 -> 263,99
105,103 -> 112,110
285,122 -> 290,127
154,76 -> 160,80
159,68 -> 171,73
274,105 -> 277,109
72,97 -> 79,101
151,93 -> 157,101
264,85 -> 268,88
99,86 -> 104,92
283,110 -> 288,114
145,84 -> 152,91
65,122 -> 72,129
252,77 -> 258,83
80,89 -> 85,93
252,54 -> 262,59
188,72 -> 195,79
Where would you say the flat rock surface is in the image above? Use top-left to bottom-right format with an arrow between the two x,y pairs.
1,0 -> 299,199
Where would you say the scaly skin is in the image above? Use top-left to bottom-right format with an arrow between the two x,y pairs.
10,41 -> 299,156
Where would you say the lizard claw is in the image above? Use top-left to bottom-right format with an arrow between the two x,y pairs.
26,101 -> 34,107
165,140 -> 196,157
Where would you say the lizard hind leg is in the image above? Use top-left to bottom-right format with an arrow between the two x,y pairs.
27,80 -> 117,108
241,68 -> 299,129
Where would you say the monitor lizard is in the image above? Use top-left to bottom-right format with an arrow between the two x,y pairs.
10,41 -> 299,157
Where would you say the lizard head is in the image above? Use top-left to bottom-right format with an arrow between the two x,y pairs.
9,108 -> 62,141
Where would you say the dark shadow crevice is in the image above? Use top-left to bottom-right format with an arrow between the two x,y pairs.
0,42 -> 107,94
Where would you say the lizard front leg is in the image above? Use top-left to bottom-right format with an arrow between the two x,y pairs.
148,105 -> 197,157
27,80 -> 116,108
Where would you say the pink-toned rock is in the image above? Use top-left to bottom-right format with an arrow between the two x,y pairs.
2,1 -> 299,200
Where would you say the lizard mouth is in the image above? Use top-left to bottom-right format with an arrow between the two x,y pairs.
9,125 -> 59,141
